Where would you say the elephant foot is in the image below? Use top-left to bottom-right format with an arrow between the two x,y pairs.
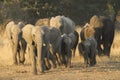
13,62 -> 18,65
90,61 -> 96,67
53,64 -> 57,68
67,65 -> 71,68
19,61 -> 25,65
32,68 -> 37,75
32,71 -> 37,75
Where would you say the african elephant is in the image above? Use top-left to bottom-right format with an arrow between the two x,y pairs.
61,34 -> 74,68
5,21 -> 23,65
89,15 -> 116,56
61,32 -> 78,68
40,26 -> 56,70
49,27 -> 63,66
17,22 -> 27,64
22,24 -> 43,74
50,15 -> 75,34
78,36 -> 97,67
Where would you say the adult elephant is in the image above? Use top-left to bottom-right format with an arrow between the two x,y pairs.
40,26 -> 56,70
5,21 -> 25,65
50,15 -> 75,34
89,14 -> 116,56
49,27 -> 63,66
22,24 -> 43,74
17,22 -> 27,64
78,36 -> 97,67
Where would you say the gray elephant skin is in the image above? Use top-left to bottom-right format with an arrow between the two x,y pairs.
50,16 -> 75,35
78,37 -> 97,67
49,27 -> 63,66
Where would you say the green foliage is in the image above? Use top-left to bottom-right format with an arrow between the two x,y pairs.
0,0 -> 120,25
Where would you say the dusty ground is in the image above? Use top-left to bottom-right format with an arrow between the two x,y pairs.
0,55 -> 120,80
0,29 -> 120,80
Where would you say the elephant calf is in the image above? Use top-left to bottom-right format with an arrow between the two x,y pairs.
78,36 -> 97,67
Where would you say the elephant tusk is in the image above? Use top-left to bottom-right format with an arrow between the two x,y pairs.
43,43 -> 46,46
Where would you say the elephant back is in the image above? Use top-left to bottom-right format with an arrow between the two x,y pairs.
60,16 -> 75,34
35,18 -> 50,27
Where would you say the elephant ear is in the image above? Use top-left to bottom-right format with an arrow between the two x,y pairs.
90,15 -> 103,28
50,16 -> 62,28
84,26 -> 95,39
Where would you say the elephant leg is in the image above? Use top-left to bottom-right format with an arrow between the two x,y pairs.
44,57 -> 51,70
19,49 -> 25,64
72,49 -> 75,57
53,49 -> 60,66
61,53 -> 67,67
49,51 -> 56,68
67,51 -> 72,68
103,42 -> 111,57
83,53 -> 89,67
90,49 -> 96,66
97,42 -> 103,56
29,45 -> 37,74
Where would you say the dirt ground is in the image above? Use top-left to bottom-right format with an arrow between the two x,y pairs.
0,29 -> 120,80
0,55 -> 120,80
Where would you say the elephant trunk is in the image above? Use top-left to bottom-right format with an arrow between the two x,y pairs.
36,42 -> 43,73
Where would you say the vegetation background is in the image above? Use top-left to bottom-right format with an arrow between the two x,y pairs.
0,0 -> 120,25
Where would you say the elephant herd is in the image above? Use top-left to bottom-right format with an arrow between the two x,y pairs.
3,14 -> 115,75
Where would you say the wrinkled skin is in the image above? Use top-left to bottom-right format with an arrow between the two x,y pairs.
22,24 -> 43,74
5,21 -> 20,65
78,37 -> 97,67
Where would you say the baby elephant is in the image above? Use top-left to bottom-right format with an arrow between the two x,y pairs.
78,37 -> 97,67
